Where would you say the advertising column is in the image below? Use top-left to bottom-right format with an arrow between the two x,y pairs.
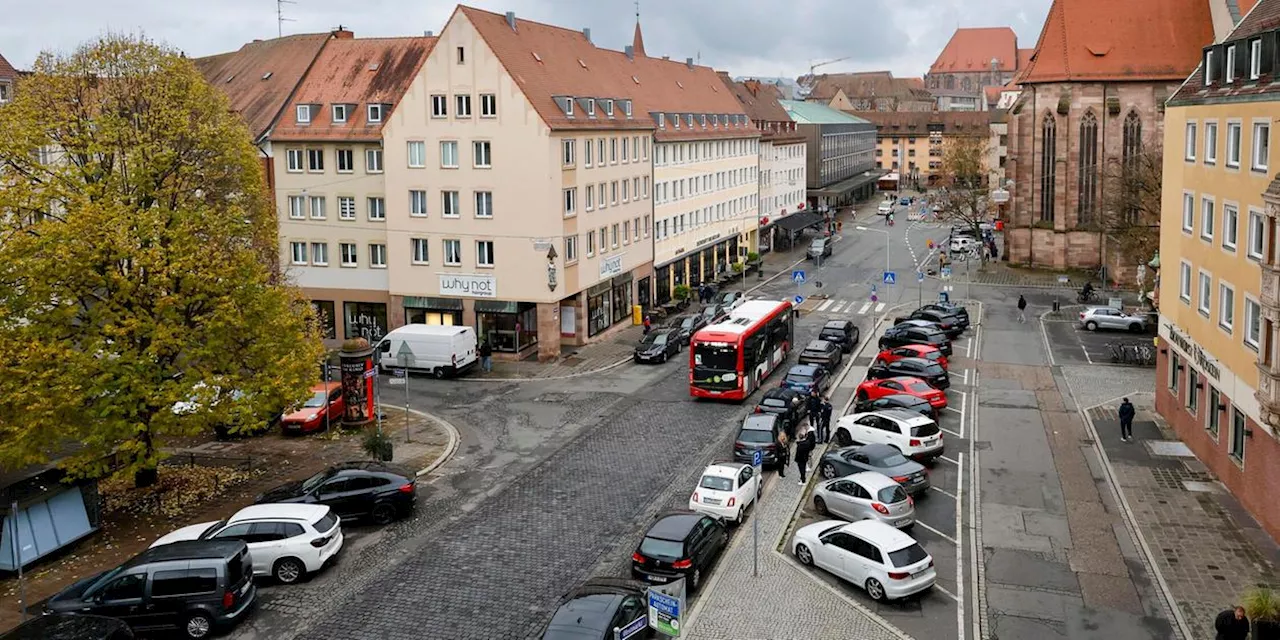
339,338 -> 376,428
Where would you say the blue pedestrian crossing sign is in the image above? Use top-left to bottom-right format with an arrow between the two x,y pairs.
917,271 -> 925,283
792,270 -> 806,284
940,267 -> 952,279
793,295 -> 804,305
883,271 -> 896,285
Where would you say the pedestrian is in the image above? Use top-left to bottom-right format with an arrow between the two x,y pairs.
807,389 -> 823,428
643,314 -> 652,335
776,430 -> 790,478
819,396 -> 834,444
1214,605 -> 1250,640
1017,294 -> 1027,323
1118,397 -> 1136,442
795,425 -> 816,484
479,339 -> 493,373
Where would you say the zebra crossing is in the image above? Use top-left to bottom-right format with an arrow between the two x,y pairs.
812,299 -> 887,315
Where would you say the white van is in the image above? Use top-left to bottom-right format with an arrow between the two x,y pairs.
877,201 -> 894,215
376,325 -> 478,379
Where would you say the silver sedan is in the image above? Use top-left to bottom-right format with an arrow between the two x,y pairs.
812,471 -> 915,529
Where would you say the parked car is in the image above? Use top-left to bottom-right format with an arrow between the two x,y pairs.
807,237 -> 833,260
792,520 -> 937,601
780,364 -> 830,395
798,339 -> 843,371
918,302 -> 970,328
949,236 -> 981,253
1079,307 -> 1147,332
867,357 -> 949,390
255,461 -> 417,525
817,443 -> 931,496
877,201 -> 894,215
172,383 -> 281,441
375,324 -> 478,379
834,409 -> 944,461
539,578 -> 653,640
754,387 -> 807,433
818,319 -> 860,354
631,511 -> 729,591
688,462 -> 760,525
634,328 -> 682,363
878,324 -> 952,357
150,504 -> 342,584
711,290 -> 751,310
665,314 -> 707,343
281,382 -> 344,434
856,376 -> 947,410
899,197 -> 911,206
892,309 -> 963,338
1,614 -> 134,640
45,540 -> 255,639
813,471 -> 915,529
875,344 -> 949,371
853,393 -> 937,420
701,304 -> 729,324
733,414 -> 784,468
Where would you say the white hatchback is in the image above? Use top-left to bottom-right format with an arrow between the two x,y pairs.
835,409 -> 945,461
793,519 -> 936,601
688,463 -> 760,525
151,503 -> 343,584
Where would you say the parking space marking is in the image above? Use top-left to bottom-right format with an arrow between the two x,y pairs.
1081,344 -> 1094,364
944,407 -> 963,415
935,583 -> 962,603
938,455 -> 960,466
940,426 -> 962,438
961,369 -> 970,385
931,486 -> 957,499
858,302 -> 872,314
916,520 -> 959,545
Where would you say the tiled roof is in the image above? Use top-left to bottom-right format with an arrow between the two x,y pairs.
1016,48 -> 1034,70
984,85 -> 1003,106
718,73 -> 804,143
0,53 -> 17,80
194,33 -> 332,141
847,110 -> 991,136
1169,0 -> 1280,104
903,77 -> 926,90
808,71 -> 932,102
271,37 -> 436,142
929,27 -> 1019,73
459,6 -> 750,137
780,100 -> 870,125
1018,0 -> 1214,83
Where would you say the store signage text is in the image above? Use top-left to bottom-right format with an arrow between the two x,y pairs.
439,273 -> 496,298
600,254 -> 625,278
1164,322 -> 1221,381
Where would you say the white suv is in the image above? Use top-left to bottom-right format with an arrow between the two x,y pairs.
877,201 -> 894,215
151,503 -> 343,584
793,519 -> 936,601
835,409 -> 944,461
688,463 -> 760,525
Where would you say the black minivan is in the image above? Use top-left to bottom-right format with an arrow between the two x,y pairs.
45,540 -> 255,639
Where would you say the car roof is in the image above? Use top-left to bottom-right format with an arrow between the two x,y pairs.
878,408 -> 933,423
872,394 -> 928,405
544,593 -> 622,638
803,340 -> 832,350
742,414 -> 777,429
230,503 -> 328,523
822,320 -> 852,330
647,512 -> 704,540
333,461 -> 411,477
761,387 -> 797,400
850,443 -> 901,457
844,471 -> 900,491
889,357 -> 937,367
128,540 -> 243,567
1,614 -> 133,640
840,520 -> 917,551
703,463 -> 746,478
789,364 -> 820,375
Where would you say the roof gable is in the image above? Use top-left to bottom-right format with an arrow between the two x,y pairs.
809,71 -> 932,103
194,33 -> 332,141
0,53 -> 17,80
1170,0 -> 1280,104
930,27 -> 1019,73
719,72 -> 790,123
1019,0 -> 1214,83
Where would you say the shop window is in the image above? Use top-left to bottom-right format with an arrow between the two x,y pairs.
343,302 -> 387,342
476,301 -> 537,353
1207,387 -> 1221,439
1186,369 -> 1200,415
311,300 -> 336,340
1229,408 -> 1246,464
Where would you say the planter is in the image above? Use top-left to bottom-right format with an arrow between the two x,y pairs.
1257,620 -> 1280,640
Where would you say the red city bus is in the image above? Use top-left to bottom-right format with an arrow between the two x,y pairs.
690,300 -> 795,401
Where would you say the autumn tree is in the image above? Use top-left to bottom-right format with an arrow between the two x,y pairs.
1100,140 -> 1163,264
0,36 -> 324,486
931,135 -> 992,263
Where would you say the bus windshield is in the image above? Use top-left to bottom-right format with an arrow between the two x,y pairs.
694,343 -> 737,371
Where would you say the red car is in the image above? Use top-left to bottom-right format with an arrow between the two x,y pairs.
281,382 -> 344,434
856,376 -> 947,409
875,344 -> 949,370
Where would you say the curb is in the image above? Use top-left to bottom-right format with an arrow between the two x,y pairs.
394,407 -> 460,478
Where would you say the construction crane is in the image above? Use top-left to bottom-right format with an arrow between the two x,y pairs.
798,56 -> 855,97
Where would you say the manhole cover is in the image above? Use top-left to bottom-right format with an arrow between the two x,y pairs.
1145,440 -> 1195,458
1182,480 -> 1226,494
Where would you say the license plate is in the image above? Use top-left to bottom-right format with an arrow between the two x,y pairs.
926,438 -> 937,446
911,569 -> 929,578
895,518 -> 912,527
704,498 -> 721,505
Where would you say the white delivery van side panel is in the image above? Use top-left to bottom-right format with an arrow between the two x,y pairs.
453,327 -> 478,367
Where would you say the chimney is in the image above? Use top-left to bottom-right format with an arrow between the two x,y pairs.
424,30 -> 434,37
662,56 -> 670,61
625,45 -> 634,60
686,57 -> 694,69
583,27 -> 591,43
505,11 -> 516,30
332,25 -> 354,39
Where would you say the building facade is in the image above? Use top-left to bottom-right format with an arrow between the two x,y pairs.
807,72 -> 934,112
1157,0 -> 1280,543
0,53 -> 17,104
925,28 -> 1030,111
851,111 -> 991,187
779,100 -> 878,208
1004,0 -> 1216,278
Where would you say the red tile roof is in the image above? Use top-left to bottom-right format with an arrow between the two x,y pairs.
195,33 -> 332,141
1018,0 -> 1214,83
718,72 -> 805,143
929,27 -> 1019,73
984,85 -> 1003,106
0,53 -> 17,80
271,37 -> 436,142
457,6 -> 751,137
1170,0 -> 1280,104
808,71 -> 933,103
1016,48 -> 1034,70
848,110 -> 991,136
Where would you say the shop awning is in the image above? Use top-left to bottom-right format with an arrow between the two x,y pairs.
776,210 -> 824,232
809,171 -> 886,197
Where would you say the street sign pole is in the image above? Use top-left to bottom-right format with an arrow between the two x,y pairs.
400,356 -> 411,443
752,449 -> 762,578
322,359 -> 331,432
11,500 -> 25,621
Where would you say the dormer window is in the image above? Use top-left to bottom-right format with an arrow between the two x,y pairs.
604,99 -> 614,116
699,114 -> 706,127
673,113 -> 680,129
1251,38 -> 1262,80
367,103 -> 385,123
1227,44 -> 1237,84
622,99 -> 633,117
564,98 -> 574,117
1205,49 -> 1216,84
0,82 -> 9,103
296,104 -> 313,124
686,114 -> 694,127
586,98 -> 596,116
657,113 -> 666,128
332,104 -> 348,123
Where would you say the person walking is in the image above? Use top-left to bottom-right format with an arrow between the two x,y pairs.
479,339 -> 494,373
819,395 -> 834,443
807,389 -> 823,428
1118,397 -> 1136,442
1017,294 -> 1027,323
775,430 -> 790,479
642,314 -> 652,335
794,425 -> 816,484
1214,606 -> 1250,640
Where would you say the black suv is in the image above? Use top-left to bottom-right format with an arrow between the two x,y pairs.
919,302 -> 970,328
634,328 -> 682,364
818,320 -> 860,354
893,310 -> 963,338
733,414 -> 783,467
797,339 -> 842,371
256,461 -> 417,525
879,324 -> 952,356
867,357 -> 950,389
45,540 -> 254,639
1,614 -> 134,640
754,387 -> 806,436
631,511 -> 729,591
853,393 -> 937,420
540,577 -> 653,640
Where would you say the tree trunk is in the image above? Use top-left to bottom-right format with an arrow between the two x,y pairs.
133,428 -> 158,488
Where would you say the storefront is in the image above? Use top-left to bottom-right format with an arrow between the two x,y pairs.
637,276 -> 652,311
700,248 -> 715,283
654,264 -> 671,306
344,301 -> 388,343
403,296 -> 463,326
311,300 -> 337,340
587,280 -> 612,338
475,300 -> 538,353
611,272 -> 633,325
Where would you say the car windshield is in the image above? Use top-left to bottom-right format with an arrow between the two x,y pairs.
300,469 -> 332,493
785,372 -> 813,384
870,452 -> 910,467
302,391 -> 329,408
699,475 -> 734,491
738,428 -> 774,443
694,343 -> 737,371
911,422 -> 940,437
921,364 -> 945,376
680,317 -> 696,330
313,511 -> 338,533
889,543 -> 930,568
197,520 -> 230,540
761,398 -> 788,408
642,333 -> 667,346
639,537 -> 684,560
922,351 -> 942,361
907,382 -> 934,394
878,485 -> 909,503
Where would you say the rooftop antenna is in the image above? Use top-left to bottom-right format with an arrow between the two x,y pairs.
277,0 -> 296,38
634,0 -> 640,21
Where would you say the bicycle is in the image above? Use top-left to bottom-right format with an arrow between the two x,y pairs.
1107,343 -> 1123,363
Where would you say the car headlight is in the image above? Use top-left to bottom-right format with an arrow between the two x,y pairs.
307,414 -> 319,421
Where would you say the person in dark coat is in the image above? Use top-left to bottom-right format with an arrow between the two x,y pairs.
1118,397 -> 1136,442
1017,294 -> 1027,323
807,389 -> 823,427
794,425 -> 816,484
819,396 -> 834,444
1215,606 -> 1250,640
479,340 -> 494,373
775,430 -> 789,478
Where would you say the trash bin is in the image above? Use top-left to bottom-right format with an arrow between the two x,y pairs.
633,304 -> 643,326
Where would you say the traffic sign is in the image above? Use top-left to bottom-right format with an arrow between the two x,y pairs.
883,271 -> 896,285
792,270 -> 806,284
871,293 -> 879,303
387,378 -> 406,386
1057,275 -> 1070,285
871,284 -> 878,293
363,368 -> 377,379
393,368 -> 407,378
647,589 -> 682,636
793,295 -> 804,305
752,449 -> 763,467
916,271 -> 925,283
616,615 -> 648,639
940,267 -> 952,279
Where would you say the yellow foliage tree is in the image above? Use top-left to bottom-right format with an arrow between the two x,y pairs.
0,36 -> 324,486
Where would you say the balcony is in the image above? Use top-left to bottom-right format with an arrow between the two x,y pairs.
1256,364 -> 1280,428
1263,262 -> 1280,310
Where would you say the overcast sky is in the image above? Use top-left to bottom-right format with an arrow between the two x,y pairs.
3,0 -> 1052,79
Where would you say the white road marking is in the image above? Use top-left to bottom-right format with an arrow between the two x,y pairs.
915,519 -> 958,545
930,485 -> 958,499
1082,344 -> 1094,364
831,301 -> 846,313
955,450 -> 966,638
818,299 -> 834,312
935,584 -> 961,603
858,302 -> 872,315
938,455 -> 960,465
940,426 -> 962,438
944,406 -> 964,415
874,302 -> 886,312
962,369 -> 969,385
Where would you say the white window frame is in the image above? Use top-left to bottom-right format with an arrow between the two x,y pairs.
367,103 -> 384,123
367,196 -> 386,221
431,95 -> 448,118
1182,191 -> 1195,233
1204,121 -> 1218,165
409,190 -> 428,217
309,195 -> 326,220
480,93 -> 497,118
1246,294 -> 1262,350
1179,260 -> 1192,303
585,184 -> 595,211
604,99 -> 614,116
1201,195 -> 1215,241
476,240 -> 495,268
1229,408 -> 1246,465
1206,49 -> 1216,84
455,94 -> 472,118
1227,121 -> 1243,168
443,239 -> 462,266
1252,121 -> 1270,172
310,242 -> 328,266
296,104 -> 312,124
1219,280 -> 1236,333
407,141 -> 426,168
306,148 -> 324,173
336,148 -> 354,173
442,191 -> 460,218
339,242 -> 358,267
369,243 -> 387,269
1226,45 -> 1236,83
366,148 -> 384,173
586,98 -> 596,116
473,140 -> 492,168
288,195 -> 305,220
332,104 -> 348,123
565,235 -> 578,264
475,191 -> 493,218
563,139 -> 576,167
1223,203 -> 1239,252
289,242 -> 307,265
441,141 -> 459,168
286,148 -> 304,172
564,187 -> 577,217
411,238 -> 429,265
1185,122 -> 1197,161
338,196 -> 356,220
1251,39 -> 1262,80
1198,268 -> 1212,316
586,230 -> 596,257
1249,207 -> 1267,261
